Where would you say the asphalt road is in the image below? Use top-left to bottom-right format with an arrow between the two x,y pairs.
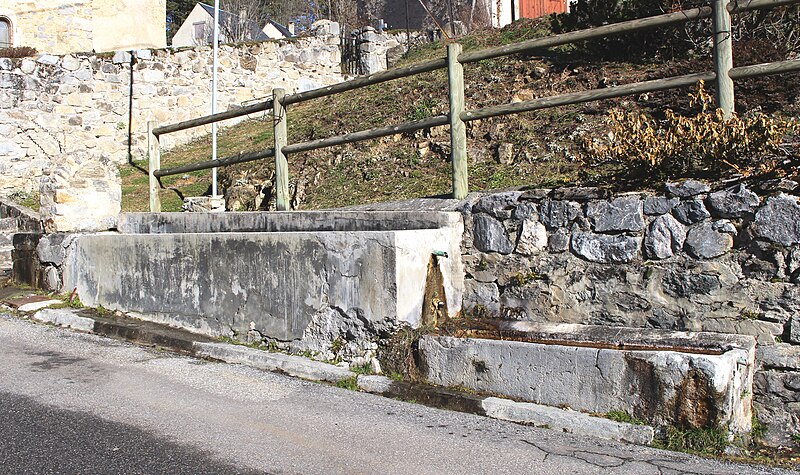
0,313 -> 795,475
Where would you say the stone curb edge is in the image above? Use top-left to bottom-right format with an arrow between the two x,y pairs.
25,308 -> 654,446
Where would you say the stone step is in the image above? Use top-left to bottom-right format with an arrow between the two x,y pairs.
420,322 -> 756,435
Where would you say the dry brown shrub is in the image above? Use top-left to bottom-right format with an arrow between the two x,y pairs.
581,81 -> 798,178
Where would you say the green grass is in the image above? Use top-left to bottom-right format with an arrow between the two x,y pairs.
604,410 -> 647,426
654,426 -> 731,456
336,376 -> 359,391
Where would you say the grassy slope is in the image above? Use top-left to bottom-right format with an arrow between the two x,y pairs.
119,18 -> 798,212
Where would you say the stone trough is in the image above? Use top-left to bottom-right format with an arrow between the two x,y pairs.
419,322 -> 756,434
53,211 -> 464,356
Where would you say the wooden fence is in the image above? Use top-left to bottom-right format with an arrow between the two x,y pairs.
148,0 -> 800,212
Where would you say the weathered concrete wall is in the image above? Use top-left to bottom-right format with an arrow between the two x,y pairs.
41,211 -> 464,361
459,179 -> 800,446
0,34 -> 343,196
420,331 -> 755,433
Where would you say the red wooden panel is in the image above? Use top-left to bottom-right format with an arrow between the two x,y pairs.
519,0 -> 568,19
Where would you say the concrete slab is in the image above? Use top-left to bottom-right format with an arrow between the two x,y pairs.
481,397 -> 655,446
193,342 -> 354,383
33,308 -> 95,332
420,333 -> 755,434
18,300 -> 63,312
117,210 -> 462,234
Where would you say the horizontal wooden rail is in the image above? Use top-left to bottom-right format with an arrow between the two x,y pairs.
154,148 -> 275,178
460,0 -> 795,64
283,58 -> 448,106
152,99 -> 274,136
463,72 -> 716,121
728,58 -> 800,79
462,58 -> 800,122
283,115 -> 450,155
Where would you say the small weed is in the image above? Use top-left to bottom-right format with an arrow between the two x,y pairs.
387,371 -> 404,382
739,308 -> 760,320
605,410 -> 647,426
408,98 -> 439,122
791,433 -> 800,444
751,414 -> 768,441
509,271 -> 544,286
350,362 -> 373,375
218,335 -> 268,350
330,337 -> 345,355
336,376 -> 359,391
654,426 -> 730,456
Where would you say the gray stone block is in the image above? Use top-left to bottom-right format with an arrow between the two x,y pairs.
571,232 -> 640,264
462,280 -> 500,316
661,270 -> 720,298
643,196 -> 679,215
472,192 -> 522,218
707,184 -> 760,218
551,187 -> 610,202
644,214 -> 686,259
789,315 -> 800,345
754,194 -> 800,246
757,344 -> 800,370
587,196 -> 644,233
539,200 -> 581,229
473,214 -> 513,254
547,229 -> 569,253
515,218 -> 547,256
684,222 -> 733,259
64,223 -> 464,346
673,199 -> 711,225
665,179 -> 710,197
193,342 -> 354,383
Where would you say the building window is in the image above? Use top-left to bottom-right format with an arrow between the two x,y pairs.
193,22 -> 207,44
0,18 -> 11,48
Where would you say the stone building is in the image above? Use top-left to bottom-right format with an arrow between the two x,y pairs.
0,0 -> 166,54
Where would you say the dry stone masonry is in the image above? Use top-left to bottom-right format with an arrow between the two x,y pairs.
0,30 -> 344,197
459,179 -> 800,446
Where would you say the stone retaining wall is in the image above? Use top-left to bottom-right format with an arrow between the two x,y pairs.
459,179 -> 800,447
0,33 -> 343,196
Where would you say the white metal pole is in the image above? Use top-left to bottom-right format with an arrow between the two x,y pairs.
211,0 -> 220,197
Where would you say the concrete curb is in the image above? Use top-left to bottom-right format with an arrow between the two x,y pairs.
32,308 -> 95,332
481,397 -> 655,446
192,342 -> 354,384
354,375 -> 653,445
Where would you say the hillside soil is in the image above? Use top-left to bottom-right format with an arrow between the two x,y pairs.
119,17 -> 800,212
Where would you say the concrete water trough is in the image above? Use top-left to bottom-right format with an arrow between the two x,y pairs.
60,211 -> 464,350
420,321 -> 756,433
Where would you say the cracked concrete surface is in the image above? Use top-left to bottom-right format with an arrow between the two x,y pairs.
1,313 -> 795,475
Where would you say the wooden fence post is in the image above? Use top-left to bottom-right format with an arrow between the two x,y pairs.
147,120 -> 161,212
447,42 -> 468,200
713,0 -> 734,119
273,88 -> 290,211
